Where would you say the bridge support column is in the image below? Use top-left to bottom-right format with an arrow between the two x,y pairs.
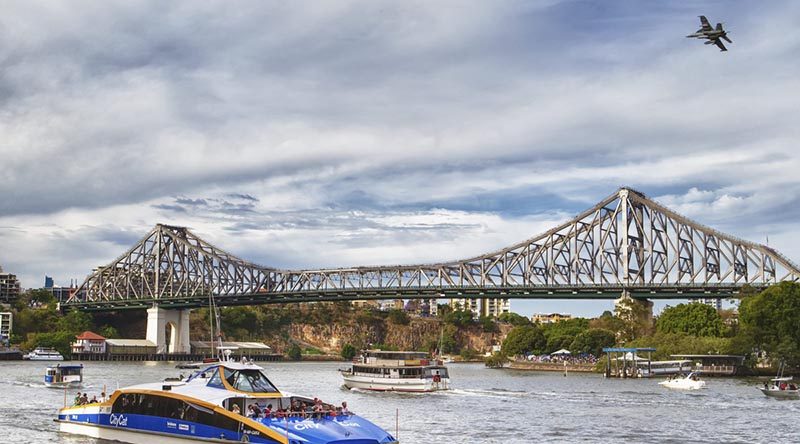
146,306 -> 191,354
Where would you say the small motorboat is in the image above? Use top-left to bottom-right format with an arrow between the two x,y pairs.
175,362 -> 201,369
759,377 -> 800,399
44,364 -> 83,388
658,372 -> 706,390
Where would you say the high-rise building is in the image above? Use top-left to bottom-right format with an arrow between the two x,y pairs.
450,298 -> 510,319
0,266 -> 21,304
0,312 -> 12,345
44,275 -> 54,288
698,298 -> 722,311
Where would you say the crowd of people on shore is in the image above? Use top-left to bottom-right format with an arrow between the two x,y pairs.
232,398 -> 352,420
523,353 -> 598,364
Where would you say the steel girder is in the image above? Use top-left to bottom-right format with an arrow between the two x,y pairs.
64,188 -> 800,310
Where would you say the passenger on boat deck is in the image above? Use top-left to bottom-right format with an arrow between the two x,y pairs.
248,404 -> 262,419
90,395 -> 98,404
100,391 -> 106,402
291,399 -> 304,417
74,392 -> 82,406
80,393 -> 89,405
231,404 -> 241,415
312,398 -> 325,418
264,404 -> 273,417
274,408 -> 286,418
340,401 -> 350,415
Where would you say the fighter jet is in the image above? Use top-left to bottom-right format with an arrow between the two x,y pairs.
686,15 -> 732,51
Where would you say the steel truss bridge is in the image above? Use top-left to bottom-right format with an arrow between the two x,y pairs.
64,188 -> 800,311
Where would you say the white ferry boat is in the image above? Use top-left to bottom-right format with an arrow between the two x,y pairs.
340,350 -> 450,392
56,360 -> 398,444
23,347 -> 64,361
45,364 -> 83,388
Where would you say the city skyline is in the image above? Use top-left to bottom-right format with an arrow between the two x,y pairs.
2,0 -> 799,317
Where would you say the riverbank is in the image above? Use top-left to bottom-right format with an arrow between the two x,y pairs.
508,360 -> 597,373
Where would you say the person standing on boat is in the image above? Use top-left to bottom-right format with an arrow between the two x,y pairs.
341,401 -> 351,415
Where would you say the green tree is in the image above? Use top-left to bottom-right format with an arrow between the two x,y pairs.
590,311 -> 625,335
57,310 -> 94,334
478,315 -> 498,333
459,348 -> 478,360
287,344 -> 302,360
615,296 -> 654,342
502,325 -> 546,356
439,325 -> 459,354
484,352 -> 508,368
498,312 -> 531,327
444,309 -> 475,328
569,328 -> 616,356
656,303 -> 725,337
99,325 -> 119,339
387,309 -> 410,325
541,318 -> 590,353
739,282 -> 800,366
341,343 -> 357,360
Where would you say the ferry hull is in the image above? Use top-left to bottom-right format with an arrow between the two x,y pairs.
58,421 -> 228,444
46,381 -> 82,389
760,388 -> 800,399
342,374 -> 449,392
58,409 -> 396,444
25,356 -> 64,361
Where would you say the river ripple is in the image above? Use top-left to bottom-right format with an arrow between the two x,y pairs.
0,361 -> 797,443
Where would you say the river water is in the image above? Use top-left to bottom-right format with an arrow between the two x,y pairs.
0,360 -> 797,443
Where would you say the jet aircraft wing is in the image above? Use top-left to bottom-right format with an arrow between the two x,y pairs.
698,15 -> 713,31
713,39 -> 728,51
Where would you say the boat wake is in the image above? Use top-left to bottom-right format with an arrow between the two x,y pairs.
448,388 -> 529,399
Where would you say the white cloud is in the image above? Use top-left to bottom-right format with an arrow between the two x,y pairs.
1,0 -> 799,317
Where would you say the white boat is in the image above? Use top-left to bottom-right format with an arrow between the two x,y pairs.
759,377 -> 800,399
340,350 -> 450,392
45,364 -> 83,388
658,372 -> 707,390
23,347 -> 64,361
57,359 -> 398,443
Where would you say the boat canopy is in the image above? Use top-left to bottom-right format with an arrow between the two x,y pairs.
770,376 -> 793,382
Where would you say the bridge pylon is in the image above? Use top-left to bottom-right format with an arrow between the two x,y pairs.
146,306 -> 190,354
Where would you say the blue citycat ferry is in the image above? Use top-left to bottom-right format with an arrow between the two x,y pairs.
55,360 -> 398,444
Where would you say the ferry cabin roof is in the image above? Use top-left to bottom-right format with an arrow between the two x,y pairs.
364,350 -> 428,359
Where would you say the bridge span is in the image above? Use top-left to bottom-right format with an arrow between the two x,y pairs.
62,187 -> 800,352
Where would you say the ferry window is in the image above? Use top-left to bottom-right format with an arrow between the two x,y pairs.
223,369 -> 278,393
112,394 -> 135,413
207,369 -> 224,388
189,405 -> 241,432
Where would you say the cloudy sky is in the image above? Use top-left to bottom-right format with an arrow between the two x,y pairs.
1,0 -> 799,317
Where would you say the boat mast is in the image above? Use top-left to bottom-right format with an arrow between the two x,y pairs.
208,292 -> 223,360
